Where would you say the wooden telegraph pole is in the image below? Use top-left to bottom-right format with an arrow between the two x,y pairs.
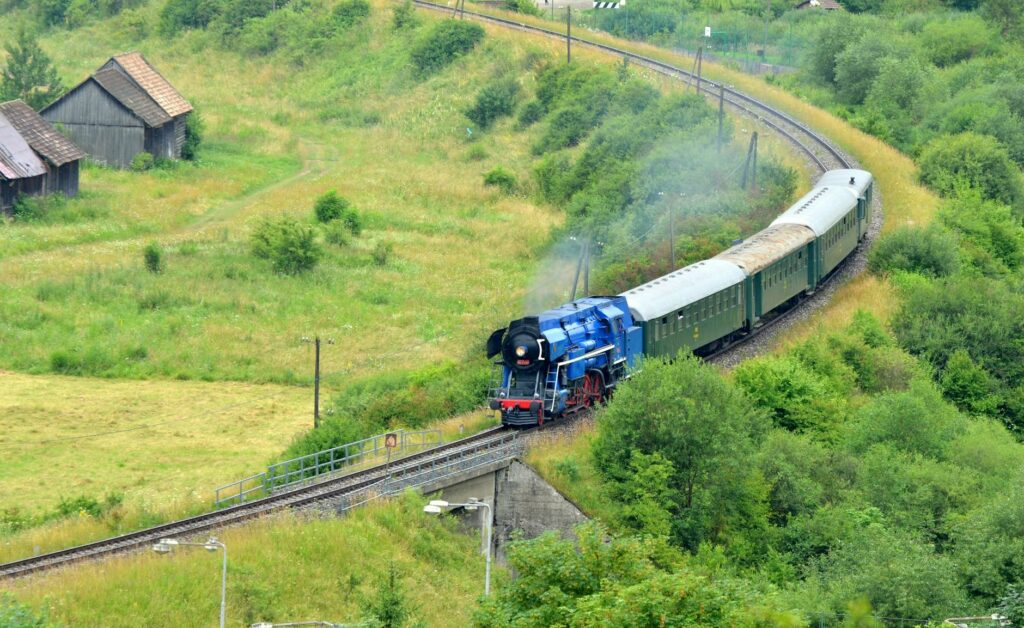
567,6 -> 572,63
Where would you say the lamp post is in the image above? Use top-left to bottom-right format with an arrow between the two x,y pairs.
423,498 -> 492,595
153,537 -> 228,628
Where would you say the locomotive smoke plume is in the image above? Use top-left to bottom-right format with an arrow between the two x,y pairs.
522,125 -> 753,315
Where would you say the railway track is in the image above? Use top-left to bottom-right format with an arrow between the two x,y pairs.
0,427 -> 516,580
412,0 -> 854,173
2,8 -> 870,582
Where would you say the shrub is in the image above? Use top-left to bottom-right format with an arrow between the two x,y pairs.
465,77 -> 519,129
143,242 -> 163,274
392,0 -> 418,29
159,0 -> 221,35
918,132 -> 1024,207
483,167 -> 516,194
0,592 -> 52,627
333,0 -> 370,28
130,151 -> 154,172
516,100 -> 544,128
503,0 -> 540,15
868,223 -> 961,278
250,216 -> 323,274
323,220 -> 350,247
409,20 -> 484,76
181,109 -> 203,161
372,241 -> 393,266
314,190 -> 349,223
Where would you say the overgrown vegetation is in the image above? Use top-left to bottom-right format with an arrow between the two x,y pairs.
0,29 -> 65,109
524,314 -> 1024,623
250,215 -> 322,275
410,20 -> 485,76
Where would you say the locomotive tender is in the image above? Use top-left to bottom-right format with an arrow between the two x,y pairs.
488,169 -> 874,427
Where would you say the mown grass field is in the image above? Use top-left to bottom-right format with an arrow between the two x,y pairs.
6,495 -> 498,627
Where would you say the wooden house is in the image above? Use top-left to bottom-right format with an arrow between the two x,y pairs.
0,100 -> 85,215
41,52 -> 193,169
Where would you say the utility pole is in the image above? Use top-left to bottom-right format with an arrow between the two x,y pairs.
717,83 -> 725,152
763,0 -> 771,65
669,207 -> 675,269
314,336 -> 321,428
696,48 -> 703,94
751,132 -> 758,189
741,132 -> 759,189
570,239 -> 584,300
567,6 -> 572,63
583,239 -> 590,296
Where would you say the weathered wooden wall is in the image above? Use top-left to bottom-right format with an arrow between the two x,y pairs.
42,81 -> 144,168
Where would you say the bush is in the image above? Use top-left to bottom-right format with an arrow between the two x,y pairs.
483,167 -> 516,194
250,216 -> 323,274
918,132 -> 1024,207
372,241 -> 393,266
159,0 -> 221,35
323,220 -> 350,247
516,100 -> 544,128
0,592 -> 52,627
314,190 -> 349,223
143,242 -> 163,274
333,0 -> 370,28
868,223 -> 961,278
503,0 -> 540,15
130,151 -> 154,172
465,77 -> 519,129
181,109 -> 203,161
409,20 -> 484,76
392,0 -> 418,29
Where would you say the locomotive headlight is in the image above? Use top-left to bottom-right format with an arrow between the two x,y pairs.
515,345 -> 528,358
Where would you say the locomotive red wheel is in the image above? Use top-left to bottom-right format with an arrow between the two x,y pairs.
582,371 -> 605,408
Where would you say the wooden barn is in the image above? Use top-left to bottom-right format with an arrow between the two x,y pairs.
41,52 -> 193,169
0,100 -> 85,216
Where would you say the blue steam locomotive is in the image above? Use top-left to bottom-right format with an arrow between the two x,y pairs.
488,169 -> 875,427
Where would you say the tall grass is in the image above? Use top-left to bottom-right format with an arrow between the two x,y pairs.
7,494 -> 498,627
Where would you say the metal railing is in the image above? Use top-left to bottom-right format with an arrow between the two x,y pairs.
214,429 -> 443,508
322,433 -> 523,515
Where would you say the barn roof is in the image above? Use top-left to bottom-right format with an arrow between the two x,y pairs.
110,52 -> 192,118
0,111 -> 47,180
796,0 -> 843,8
92,68 -> 172,128
0,100 -> 84,167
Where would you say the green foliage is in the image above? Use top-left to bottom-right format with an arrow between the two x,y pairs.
917,132 -> 1024,207
997,584 -> 1024,626
758,161 -> 798,210
143,242 -> 163,274
845,380 -> 967,459
181,110 -> 203,161
734,356 -> 842,434
322,220 -> 350,247
807,17 -> 867,86
333,0 -> 371,29
482,167 -> 516,194
868,223 -> 961,278
474,522 -> 799,627
409,20 -> 485,76
314,190 -> 348,223
833,31 -> 915,105
592,355 -> 769,550
130,151 -> 154,172
391,0 -> 418,29
250,215 -> 322,275
0,593 -> 52,628
503,0 -> 540,15
465,77 -> 519,129
938,191 -> 1024,275
515,100 -> 544,128
921,15 -> 993,67
363,562 -> 413,628
372,241 -> 393,267
0,29 -> 65,110
159,0 -> 221,35
940,349 -> 1000,416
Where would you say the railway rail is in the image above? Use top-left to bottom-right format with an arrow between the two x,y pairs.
412,0 -> 854,173
1,7 -> 870,581
0,427 -> 516,580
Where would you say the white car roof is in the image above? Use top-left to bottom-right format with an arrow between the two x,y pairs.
620,258 -> 746,322
771,184 -> 858,236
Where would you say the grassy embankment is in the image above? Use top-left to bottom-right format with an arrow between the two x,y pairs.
457,1 -> 938,336
0,0 -> 560,521
5,494 -> 498,627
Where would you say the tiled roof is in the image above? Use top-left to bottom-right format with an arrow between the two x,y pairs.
111,52 -> 192,118
0,100 -> 84,167
93,68 -> 172,128
0,111 -> 47,180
